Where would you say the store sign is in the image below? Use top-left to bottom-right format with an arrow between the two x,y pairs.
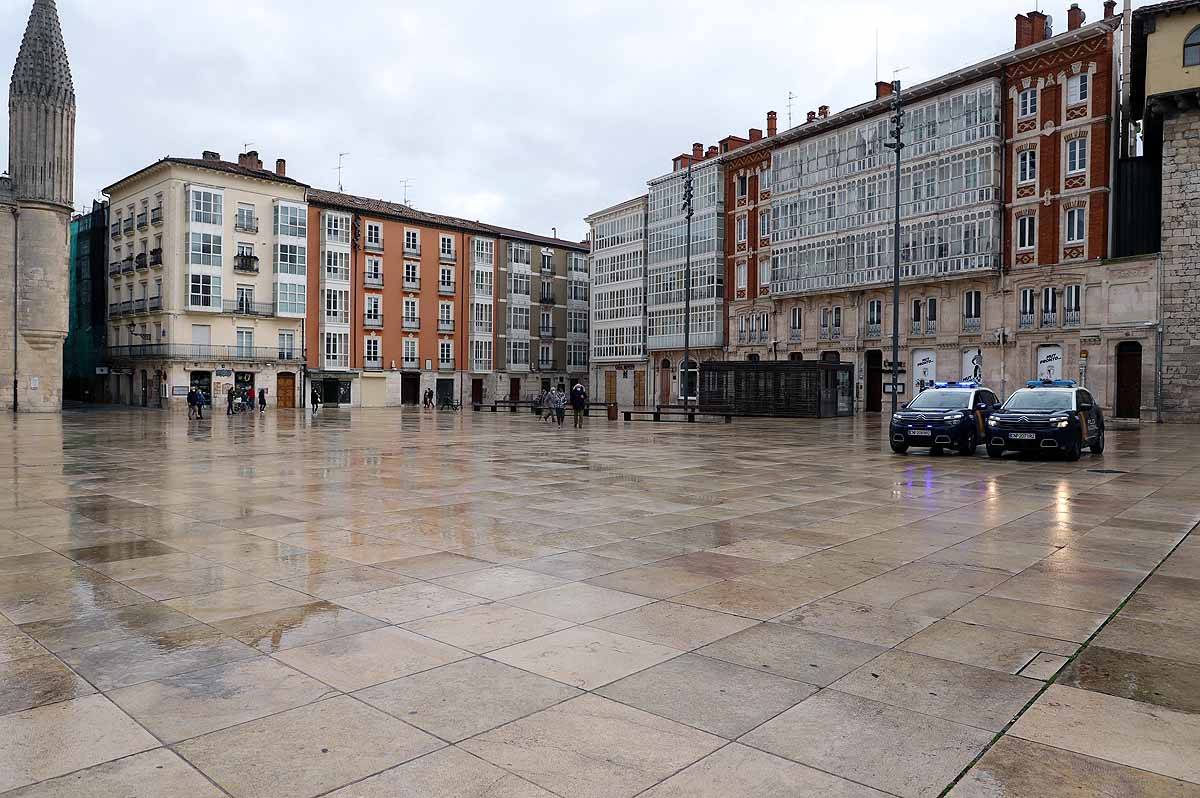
1037,345 -> 1063,381
171,385 -> 189,396
215,369 -> 233,377
912,349 -> 936,393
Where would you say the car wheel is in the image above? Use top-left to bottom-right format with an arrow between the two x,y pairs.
958,430 -> 977,456
890,442 -> 908,454
986,445 -> 1004,459
1064,437 -> 1082,462
1091,428 -> 1105,455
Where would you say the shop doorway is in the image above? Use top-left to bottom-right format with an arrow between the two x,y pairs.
436,378 -> 454,406
277,373 -> 296,408
633,369 -> 646,406
190,371 -> 212,405
659,359 -> 672,405
864,350 -> 882,412
471,378 -> 484,406
1115,341 -> 1142,419
509,377 -> 522,403
321,378 -> 350,406
605,371 -> 617,404
401,373 -> 420,404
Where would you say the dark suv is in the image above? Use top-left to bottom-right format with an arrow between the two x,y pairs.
986,380 -> 1105,461
890,382 -> 999,456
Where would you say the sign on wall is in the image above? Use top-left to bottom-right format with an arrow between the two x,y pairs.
1037,344 -> 1063,381
912,349 -> 937,393
962,348 -> 983,382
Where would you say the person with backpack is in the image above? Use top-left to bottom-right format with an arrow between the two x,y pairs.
187,388 -> 196,419
570,382 -> 588,428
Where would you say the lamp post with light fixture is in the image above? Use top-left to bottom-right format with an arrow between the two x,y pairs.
882,80 -> 905,415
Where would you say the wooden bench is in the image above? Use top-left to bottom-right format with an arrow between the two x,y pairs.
622,409 -> 732,424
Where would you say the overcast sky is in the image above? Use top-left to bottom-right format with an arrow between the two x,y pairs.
4,0 -> 1119,241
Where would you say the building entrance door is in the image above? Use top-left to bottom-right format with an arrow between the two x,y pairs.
659,359 -> 672,406
633,370 -> 646,406
605,371 -> 617,404
1115,341 -> 1142,419
864,350 -> 882,413
471,378 -> 484,406
401,373 -> 420,404
277,373 -> 295,408
509,378 -> 522,403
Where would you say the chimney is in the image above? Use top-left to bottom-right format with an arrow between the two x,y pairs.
749,128 -> 763,142
818,105 -> 830,118
806,110 -> 817,124
237,151 -> 258,169
1015,13 -> 1033,49
202,150 -> 220,161
876,81 -> 894,99
767,110 -> 777,137
692,142 -> 703,160
705,145 -> 718,158
1103,0 -> 1116,18
275,158 -> 287,177
1067,3 -> 1085,30
1028,10 -> 1050,44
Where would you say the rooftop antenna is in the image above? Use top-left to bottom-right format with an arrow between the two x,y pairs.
786,92 -> 797,128
875,30 -> 879,83
397,178 -> 414,205
335,152 -> 350,192
241,140 -> 254,152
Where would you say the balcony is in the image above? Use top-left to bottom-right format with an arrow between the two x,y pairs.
926,320 -> 937,336
136,211 -> 148,230
1041,312 -> 1058,328
133,297 -> 148,314
402,357 -> 420,370
364,315 -> 383,329
122,218 -> 134,236
538,358 -> 556,370
472,323 -> 493,335
149,248 -> 163,267
107,343 -> 305,363
439,248 -> 455,262
910,321 -> 922,336
364,272 -> 384,288
108,302 -> 120,318
1064,309 -> 1081,327
818,327 -> 830,340
108,261 -> 123,277
438,318 -> 454,332
1019,313 -> 1035,330
148,296 -> 162,312
234,214 -> 258,234
831,325 -> 842,340
365,238 -> 384,253
963,316 -> 982,334
121,256 -> 135,274
134,253 -> 148,271
789,328 -> 802,342
150,207 -> 164,226
403,276 -> 420,291
866,323 -> 881,338
438,358 -> 455,371
222,299 -> 275,318
119,300 -> 133,315
472,359 -> 492,372
403,316 -> 420,330
233,254 -> 259,274
539,325 -> 555,337
110,222 -> 121,239
540,294 -> 555,305
404,240 -> 420,256
364,358 -> 383,372
439,280 -> 455,294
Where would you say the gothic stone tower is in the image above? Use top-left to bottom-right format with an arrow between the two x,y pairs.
0,0 -> 75,412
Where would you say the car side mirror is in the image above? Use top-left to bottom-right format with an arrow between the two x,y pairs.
976,402 -> 989,410
899,402 -> 908,409
992,403 -> 1003,411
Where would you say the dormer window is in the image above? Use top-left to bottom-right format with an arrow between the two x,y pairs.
1185,26 -> 1200,67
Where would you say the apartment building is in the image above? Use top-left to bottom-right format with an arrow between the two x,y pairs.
103,151 -> 309,408
723,4 -> 1153,416
585,195 -> 648,406
303,190 -> 588,408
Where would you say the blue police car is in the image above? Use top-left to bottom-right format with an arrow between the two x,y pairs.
986,380 -> 1105,461
890,381 -> 1000,456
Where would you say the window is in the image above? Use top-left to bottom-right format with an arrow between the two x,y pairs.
235,285 -> 254,312
758,212 -> 770,239
188,273 -> 220,308
1187,27 -> 1200,67
509,340 -> 529,366
404,261 -> 420,285
927,298 -> 937,322
403,297 -> 418,322
963,290 -> 982,319
472,339 -> 493,370
236,204 -> 255,231
365,294 -> 381,321
568,342 -> 588,369
278,331 -> 295,359
736,262 -> 747,290
1042,286 -> 1058,313
541,252 -> 553,272
790,307 -> 802,330
539,342 -> 552,366
569,310 -> 588,334
1065,284 -> 1081,312
324,250 -> 350,281
236,328 -> 254,356
365,256 -> 382,282
1067,137 -> 1088,173
1066,207 -> 1086,244
440,266 -> 454,288
324,289 -> 350,323
439,340 -> 453,365
364,336 -> 380,362
736,216 -> 747,243
473,238 -> 494,266
365,222 -> 382,247
324,332 -> 349,368
190,189 -> 222,224
509,305 -> 529,331
509,271 -> 531,296
759,258 -> 771,287
1020,287 -> 1036,315
403,338 -> 418,362
508,242 -> 531,266
404,229 -> 419,251
473,302 -> 493,332
1017,215 -> 1036,250
274,203 -> 306,238
540,309 -> 552,333
569,282 -> 588,301
736,174 -> 748,197
867,299 -> 882,325
439,301 -> 453,324
912,299 -> 922,322
274,283 -> 305,315
275,244 -> 306,275
440,235 -> 454,257
832,306 -> 842,330
1067,73 -> 1089,104
236,242 -> 254,258
323,212 -> 349,244
189,233 -> 222,266
1018,88 -> 1038,118
473,269 -> 493,297
1018,150 -> 1037,184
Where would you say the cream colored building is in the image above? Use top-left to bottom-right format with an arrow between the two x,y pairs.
103,151 -> 308,409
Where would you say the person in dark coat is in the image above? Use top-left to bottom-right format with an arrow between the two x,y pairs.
187,388 -> 196,419
258,388 -> 267,413
570,382 -> 588,428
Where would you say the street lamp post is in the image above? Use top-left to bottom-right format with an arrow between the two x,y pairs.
883,81 -> 905,415
681,161 -> 695,410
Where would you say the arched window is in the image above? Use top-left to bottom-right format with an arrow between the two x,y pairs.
1186,26 -> 1200,67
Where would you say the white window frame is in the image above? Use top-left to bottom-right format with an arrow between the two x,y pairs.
1067,73 -> 1089,105
365,222 -> 382,247
1017,215 -> 1036,251
1067,137 -> 1088,174
1065,207 -> 1086,244
1018,88 -> 1038,118
1018,150 -> 1037,184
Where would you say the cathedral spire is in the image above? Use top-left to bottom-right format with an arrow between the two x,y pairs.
9,0 -> 75,206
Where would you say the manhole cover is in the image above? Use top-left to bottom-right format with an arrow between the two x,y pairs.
1088,469 -> 1128,475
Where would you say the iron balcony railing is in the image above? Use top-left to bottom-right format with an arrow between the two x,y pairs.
789,328 -> 802,342
234,254 -> 259,273
539,358 -> 556,370
222,299 -> 275,317
121,257 -> 135,274
148,296 -> 162,311
365,273 -> 384,287
539,325 -> 554,337
108,262 -> 123,277
439,248 -> 455,262
108,302 -> 120,317
540,294 -> 555,305
150,207 -> 164,225
737,331 -> 748,343
402,357 -> 419,369
831,325 -> 842,339
110,222 -> 121,239
1019,313 -> 1035,329
438,319 -> 454,332
364,358 -> 383,371
364,315 -> 383,329
404,276 -> 420,290
818,327 -> 830,340
120,299 -> 133,315
134,253 -> 148,270
439,358 -> 455,370
133,298 -> 148,314
866,323 -> 881,338
1064,309 -> 1081,327
136,211 -> 148,230
107,344 -> 306,362
926,320 -> 937,336
1041,312 -> 1058,328
473,323 -> 493,334
404,241 -> 420,255
234,215 -> 258,234
365,239 -> 384,252
910,320 -> 922,336
439,281 -> 455,294
403,316 -> 420,330
963,316 -> 982,334
122,218 -> 134,235
149,248 -> 163,266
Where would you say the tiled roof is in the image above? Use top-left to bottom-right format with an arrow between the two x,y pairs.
1134,0 -> 1200,16
104,156 -> 306,193
307,187 -> 588,251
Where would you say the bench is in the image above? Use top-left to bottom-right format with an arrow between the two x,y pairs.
622,409 -> 733,424
438,399 -> 461,412
473,400 -> 535,413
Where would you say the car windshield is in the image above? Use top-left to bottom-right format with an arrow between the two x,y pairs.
1002,390 -> 1073,412
907,390 -> 973,410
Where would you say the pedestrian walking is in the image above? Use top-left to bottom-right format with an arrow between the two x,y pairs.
570,382 -> 588,428
311,387 -> 321,415
541,389 -> 555,423
186,388 -> 196,419
227,387 -> 235,416
195,389 -> 205,419
258,388 -> 267,413
553,388 -> 566,427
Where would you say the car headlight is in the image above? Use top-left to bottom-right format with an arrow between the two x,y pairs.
987,418 -> 998,427
892,414 -> 903,421
1055,419 -> 1070,428
943,412 -> 964,421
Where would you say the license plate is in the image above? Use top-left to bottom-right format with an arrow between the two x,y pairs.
1008,432 -> 1036,440
908,430 -> 931,436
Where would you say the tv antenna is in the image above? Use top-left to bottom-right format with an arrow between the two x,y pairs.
786,92 -> 797,128
241,140 -> 254,152
397,178 -> 414,205
335,152 -> 350,192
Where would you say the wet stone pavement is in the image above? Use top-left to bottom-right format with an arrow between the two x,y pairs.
0,406 -> 1198,797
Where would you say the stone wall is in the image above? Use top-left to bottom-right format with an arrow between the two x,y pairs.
0,197 -> 14,410
1160,111 -> 1200,423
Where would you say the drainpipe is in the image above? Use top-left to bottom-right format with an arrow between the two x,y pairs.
1155,250 -> 1164,423
998,68 -> 1009,400
10,207 -> 18,413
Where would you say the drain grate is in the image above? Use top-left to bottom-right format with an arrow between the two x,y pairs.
1088,469 -> 1129,475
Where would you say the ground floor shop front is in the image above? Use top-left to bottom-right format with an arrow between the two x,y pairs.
108,363 -> 304,411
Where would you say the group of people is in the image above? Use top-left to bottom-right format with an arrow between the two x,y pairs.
227,386 -> 267,415
185,388 -> 207,419
538,383 -> 588,428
